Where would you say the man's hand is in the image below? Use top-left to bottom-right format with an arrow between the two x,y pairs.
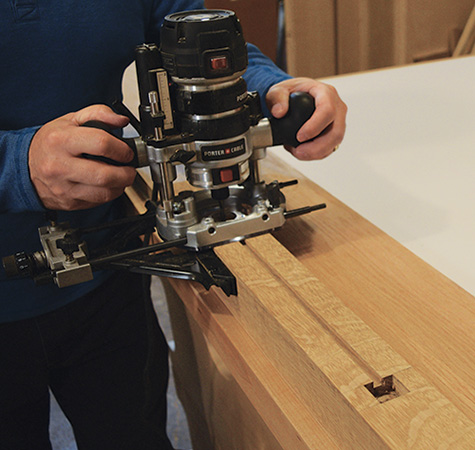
29,105 -> 137,211
266,77 -> 347,160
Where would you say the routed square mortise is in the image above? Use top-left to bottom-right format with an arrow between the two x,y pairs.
365,375 -> 401,403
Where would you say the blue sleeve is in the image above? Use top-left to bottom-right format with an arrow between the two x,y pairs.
0,128 -> 45,213
244,43 -> 292,117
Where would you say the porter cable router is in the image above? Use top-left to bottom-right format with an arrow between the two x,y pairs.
3,10 -> 326,295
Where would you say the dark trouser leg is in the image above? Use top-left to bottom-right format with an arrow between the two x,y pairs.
0,272 -> 173,450
46,272 -> 173,450
0,318 -> 52,450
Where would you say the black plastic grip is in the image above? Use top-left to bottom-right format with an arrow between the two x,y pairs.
81,121 -> 140,167
270,92 -> 315,148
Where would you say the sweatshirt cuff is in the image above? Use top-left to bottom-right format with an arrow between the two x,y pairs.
15,127 -> 46,212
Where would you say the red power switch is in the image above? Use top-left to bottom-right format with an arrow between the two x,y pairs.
210,56 -> 229,71
219,168 -> 234,183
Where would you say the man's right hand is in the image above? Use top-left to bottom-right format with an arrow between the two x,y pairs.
29,105 -> 137,211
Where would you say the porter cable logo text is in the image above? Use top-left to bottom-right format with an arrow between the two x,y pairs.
202,139 -> 246,161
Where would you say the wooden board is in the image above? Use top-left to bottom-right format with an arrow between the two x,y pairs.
167,277 -> 339,450
285,0 -> 474,76
127,153 -> 475,448
262,155 -> 475,424
204,0 -> 279,62
209,235 -> 474,448
454,5 -> 475,56
284,0 -> 337,77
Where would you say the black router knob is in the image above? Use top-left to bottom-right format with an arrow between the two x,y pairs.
56,237 -> 79,256
270,92 -> 316,148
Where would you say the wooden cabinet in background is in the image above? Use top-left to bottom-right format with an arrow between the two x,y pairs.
285,0 -> 475,78
204,0 -> 279,62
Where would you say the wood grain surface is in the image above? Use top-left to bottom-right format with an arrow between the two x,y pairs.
127,153 -> 475,448
262,154 -> 475,424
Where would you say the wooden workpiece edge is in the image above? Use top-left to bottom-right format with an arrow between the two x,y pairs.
169,278 -> 340,449
126,155 -> 475,447
214,236 -> 475,448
